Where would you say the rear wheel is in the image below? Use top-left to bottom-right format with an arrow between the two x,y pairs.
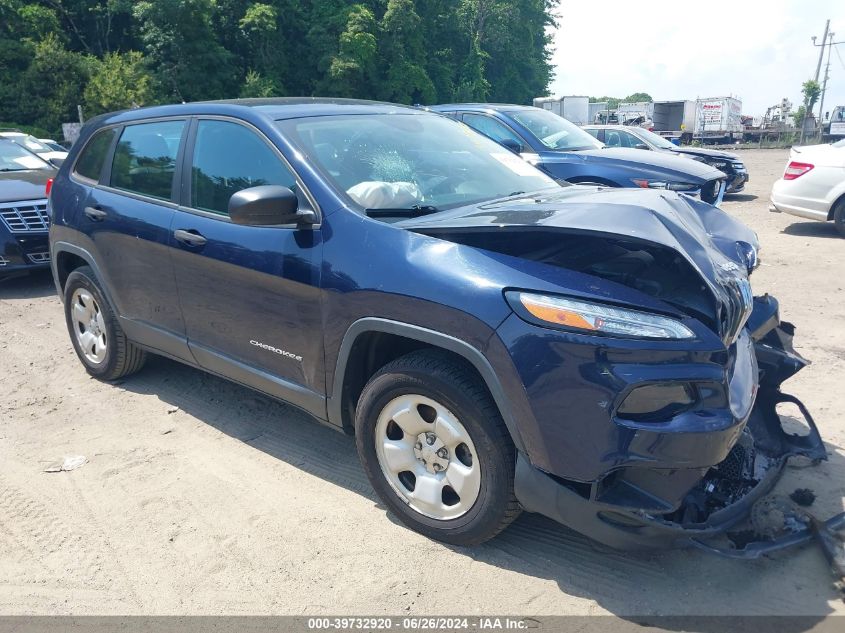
354,350 -> 519,545
833,200 -> 845,238
64,266 -> 146,380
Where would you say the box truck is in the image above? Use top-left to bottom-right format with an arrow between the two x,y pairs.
652,100 -> 697,141
532,96 -> 590,125
695,97 -> 743,142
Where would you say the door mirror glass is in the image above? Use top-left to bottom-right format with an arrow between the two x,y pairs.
228,185 -> 314,226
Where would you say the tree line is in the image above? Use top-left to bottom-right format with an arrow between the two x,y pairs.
0,0 -> 559,137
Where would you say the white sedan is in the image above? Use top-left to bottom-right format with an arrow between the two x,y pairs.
769,139 -> 845,236
0,131 -> 68,166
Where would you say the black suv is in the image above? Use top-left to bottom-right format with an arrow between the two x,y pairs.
1,139 -> 54,277
47,99 -> 834,551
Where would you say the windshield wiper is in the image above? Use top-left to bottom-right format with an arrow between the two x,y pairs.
0,167 -> 26,172
365,204 -> 440,218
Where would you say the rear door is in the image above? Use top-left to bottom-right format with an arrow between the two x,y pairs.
169,117 -> 324,414
80,118 -> 191,361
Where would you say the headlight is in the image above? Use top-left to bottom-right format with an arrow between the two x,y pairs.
631,179 -> 699,192
506,292 -> 695,339
736,241 -> 760,273
710,161 -> 729,169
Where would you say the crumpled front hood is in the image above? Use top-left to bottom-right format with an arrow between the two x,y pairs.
400,186 -> 759,343
569,147 -> 726,181
402,186 -> 756,271
674,146 -> 739,160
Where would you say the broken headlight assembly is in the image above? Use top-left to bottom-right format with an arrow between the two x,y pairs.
631,179 -> 700,192
736,240 -> 760,273
506,291 -> 695,339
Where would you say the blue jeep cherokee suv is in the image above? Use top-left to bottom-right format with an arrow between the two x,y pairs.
49,98 -> 831,550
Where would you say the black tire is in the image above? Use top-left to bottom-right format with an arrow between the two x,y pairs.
833,200 -> 845,238
354,349 -> 520,545
63,265 -> 146,380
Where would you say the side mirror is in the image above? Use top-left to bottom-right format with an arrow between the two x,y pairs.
634,143 -> 649,150
498,138 -> 524,154
228,185 -> 316,226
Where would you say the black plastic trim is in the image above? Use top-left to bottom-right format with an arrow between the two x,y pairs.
328,317 -> 524,450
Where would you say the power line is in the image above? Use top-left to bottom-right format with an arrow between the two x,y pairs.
834,43 -> 845,72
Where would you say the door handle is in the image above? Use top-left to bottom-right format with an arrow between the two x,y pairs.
83,206 -> 107,221
173,229 -> 208,247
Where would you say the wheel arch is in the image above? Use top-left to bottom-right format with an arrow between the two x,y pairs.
51,242 -> 117,311
828,191 -> 845,221
329,318 -> 525,452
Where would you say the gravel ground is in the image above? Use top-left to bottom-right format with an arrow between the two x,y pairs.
0,148 -> 843,616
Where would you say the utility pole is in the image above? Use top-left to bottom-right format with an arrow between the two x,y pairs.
817,31 -> 835,137
805,20 -> 831,142
813,20 -> 830,82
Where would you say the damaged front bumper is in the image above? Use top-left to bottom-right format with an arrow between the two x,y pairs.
514,295 -> 843,555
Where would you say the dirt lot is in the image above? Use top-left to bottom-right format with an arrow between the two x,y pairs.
1,149 -> 843,617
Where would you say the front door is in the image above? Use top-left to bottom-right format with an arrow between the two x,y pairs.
169,118 -> 324,415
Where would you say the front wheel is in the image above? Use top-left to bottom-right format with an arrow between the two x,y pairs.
833,200 -> 845,238
354,350 -> 520,545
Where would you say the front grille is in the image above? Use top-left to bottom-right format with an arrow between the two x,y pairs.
27,251 -> 50,264
0,199 -> 50,233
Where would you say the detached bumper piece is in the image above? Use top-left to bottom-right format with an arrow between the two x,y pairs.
515,295 -> 843,582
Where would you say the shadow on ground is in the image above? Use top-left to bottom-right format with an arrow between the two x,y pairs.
0,269 -> 56,300
782,221 -> 841,239
724,193 -> 758,202
116,355 -> 843,626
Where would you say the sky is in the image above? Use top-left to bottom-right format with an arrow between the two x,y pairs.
548,0 -> 845,119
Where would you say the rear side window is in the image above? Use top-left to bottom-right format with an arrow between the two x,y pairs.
190,120 -> 296,216
74,128 -> 117,181
110,120 -> 185,200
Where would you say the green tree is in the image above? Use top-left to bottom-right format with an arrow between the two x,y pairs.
624,92 -> 652,102
590,96 -> 621,109
801,79 -> 821,113
377,0 -> 436,104
326,4 -> 378,97
239,3 -> 277,72
16,33 -> 89,133
134,0 -> 235,101
84,51 -> 153,115
239,70 -> 278,97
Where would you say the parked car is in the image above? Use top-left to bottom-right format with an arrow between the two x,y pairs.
769,139 -> 845,237
583,124 -> 749,193
39,138 -> 70,153
428,104 -> 727,205
49,99 -> 831,551
0,130 -> 69,166
0,138 -> 54,277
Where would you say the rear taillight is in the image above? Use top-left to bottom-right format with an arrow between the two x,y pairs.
45,178 -> 53,196
783,161 -> 813,180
